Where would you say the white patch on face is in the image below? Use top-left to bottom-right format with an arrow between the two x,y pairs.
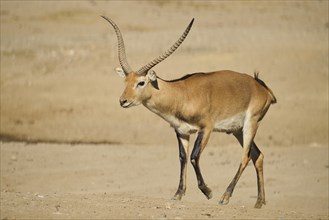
214,112 -> 246,133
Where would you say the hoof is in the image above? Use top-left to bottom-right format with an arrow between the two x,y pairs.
219,198 -> 229,205
205,191 -> 213,200
171,195 -> 182,200
199,185 -> 212,200
171,191 -> 184,200
254,198 -> 266,209
219,193 -> 230,205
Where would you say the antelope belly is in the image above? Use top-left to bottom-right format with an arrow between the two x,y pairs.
214,112 -> 245,133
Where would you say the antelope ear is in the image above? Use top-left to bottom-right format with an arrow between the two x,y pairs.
147,69 -> 157,81
115,67 -> 126,78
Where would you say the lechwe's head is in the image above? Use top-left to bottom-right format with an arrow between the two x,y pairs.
101,16 -> 194,108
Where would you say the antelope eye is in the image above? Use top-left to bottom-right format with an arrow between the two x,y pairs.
137,81 -> 145,87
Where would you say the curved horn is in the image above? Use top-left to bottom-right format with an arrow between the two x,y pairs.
101,16 -> 132,75
137,18 -> 194,75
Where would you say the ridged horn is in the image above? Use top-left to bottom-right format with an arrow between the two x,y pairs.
101,16 -> 132,75
137,18 -> 194,75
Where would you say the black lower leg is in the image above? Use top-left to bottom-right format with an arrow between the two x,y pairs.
177,135 -> 187,194
173,132 -> 188,200
190,132 -> 212,199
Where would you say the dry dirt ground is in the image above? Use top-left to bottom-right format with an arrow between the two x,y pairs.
0,1 -> 328,219
0,142 -> 328,219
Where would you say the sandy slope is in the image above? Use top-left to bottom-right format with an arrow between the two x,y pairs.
1,1 -> 328,219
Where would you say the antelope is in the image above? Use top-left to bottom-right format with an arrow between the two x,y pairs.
101,16 -> 276,208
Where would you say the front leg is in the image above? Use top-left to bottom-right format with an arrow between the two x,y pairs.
190,130 -> 213,199
172,131 -> 190,200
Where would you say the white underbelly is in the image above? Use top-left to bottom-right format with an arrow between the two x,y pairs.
214,112 -> 245,133
155,110 -> 245,135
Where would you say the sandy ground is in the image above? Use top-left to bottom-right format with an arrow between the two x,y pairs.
0,142 -> 328,219
0,1 -> 328,219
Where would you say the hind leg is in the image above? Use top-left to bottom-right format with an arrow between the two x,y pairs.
233,131 -> 266,208
219,118 -> 259,206
251,142 -> 266,208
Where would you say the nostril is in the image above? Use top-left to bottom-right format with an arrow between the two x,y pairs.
120,99 -> 127,106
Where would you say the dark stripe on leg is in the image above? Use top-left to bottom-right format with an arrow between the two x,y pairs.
190,131 -> 212,199
172,131 -> 189,200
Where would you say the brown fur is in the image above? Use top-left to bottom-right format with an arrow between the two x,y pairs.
106,16 -> 276,208
135,70 -> 275,131
118,69 -> 275,208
